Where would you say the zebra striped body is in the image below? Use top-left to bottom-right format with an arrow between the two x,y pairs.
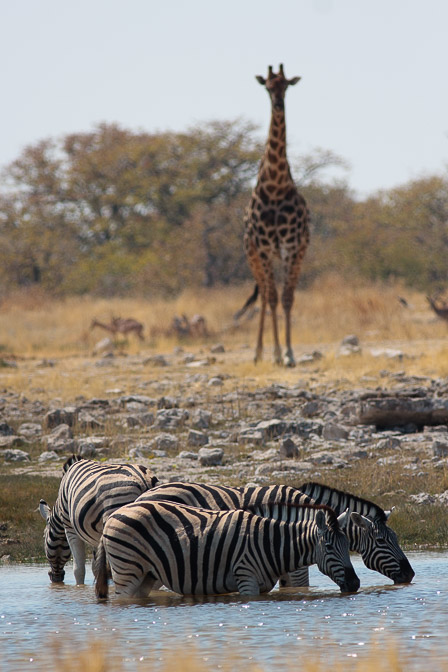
294,481 -> 415,585
39,456 -> 158,584
95,500 -> 360,598
135,480 -> 413,585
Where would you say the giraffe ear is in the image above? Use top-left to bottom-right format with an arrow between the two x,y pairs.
256,75 -> 266,85
288,76 -> 301,86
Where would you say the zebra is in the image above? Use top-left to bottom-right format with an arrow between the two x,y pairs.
132,480 -> 414,586
94,500 -> 360,598
39,455 -> 158,584
288,481 -> 415,586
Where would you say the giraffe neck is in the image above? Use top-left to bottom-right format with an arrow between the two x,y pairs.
257,107 -> 293,193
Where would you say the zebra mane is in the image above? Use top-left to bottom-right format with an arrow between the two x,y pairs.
247,501 -> 340,530
63,454 -> 83,473
298,481 -> 387,523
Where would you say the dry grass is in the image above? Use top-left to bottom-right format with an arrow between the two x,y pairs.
1,277 -> 447,401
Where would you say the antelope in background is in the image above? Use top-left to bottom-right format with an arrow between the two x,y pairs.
90,317 -> 145,340
426,295 -> 448,321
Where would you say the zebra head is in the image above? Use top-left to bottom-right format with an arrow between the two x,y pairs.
313,508 -> 360,593
39,499 -> 71,583
348,510 -> 415,584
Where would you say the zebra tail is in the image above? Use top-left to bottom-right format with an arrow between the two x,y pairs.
94,539 -> 109,599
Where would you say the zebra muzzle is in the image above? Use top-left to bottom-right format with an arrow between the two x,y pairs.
48,569 -> 65,583
340,566 -> 360,593
393,558 -> 415,584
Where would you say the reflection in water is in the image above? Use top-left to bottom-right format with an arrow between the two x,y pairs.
0,551 -> 447,671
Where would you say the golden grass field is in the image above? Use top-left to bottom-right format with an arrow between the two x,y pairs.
1,276 -> 448,401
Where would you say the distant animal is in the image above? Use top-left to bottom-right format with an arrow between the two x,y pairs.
169,314 -> 209,339
236,65 -> 310,366
39,456 -> 158,584
90,316 -> 144,340
95,500 -> 360,598
426,295 -> 448,321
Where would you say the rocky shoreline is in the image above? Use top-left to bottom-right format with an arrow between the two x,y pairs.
2,345 -> 448,508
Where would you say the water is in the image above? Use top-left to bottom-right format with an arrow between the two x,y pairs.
1,551 -> 447,671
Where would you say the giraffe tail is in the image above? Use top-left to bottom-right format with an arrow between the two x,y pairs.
234,284 -> 259,320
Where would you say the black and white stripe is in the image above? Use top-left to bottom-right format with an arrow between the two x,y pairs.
39,456 -> 158,584
135,480 -> 413,585
294,481 -> 414,585
95,500 -> 360,598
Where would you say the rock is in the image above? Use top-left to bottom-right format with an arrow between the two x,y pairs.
207,377 -> 223,387
210,344 -> 225,354
375,437 -> 402,451
341,335 -> 360,347
359,397 -> 448,428
322,423 -> 349,441
157,396 -> 179,409
44,407 -> 78,429
192,409 -> 212,429
0,422 -> 14,436
38,451 -> 61,463
92,337 -> 114,355
154,409 -> 189,429
187,429 -> 209,447
279,437 -> 299,459
297,350 -> 323,364
409,492 -> 436,505
154,433 -> 179,451
0,436 -> 23,448
238,430 -> 264,446
178,451 -> 198,460
250,448 -> 280,461
77,437 -> 108,458
198,447 -> 224,466
370,348 -> 405,360
144,355 -> 169,367
2,448 -> 30,462
256,419 -> 287,439
77,411 -> 104,430
433,441 -> 448,458
18,422 -> 43,438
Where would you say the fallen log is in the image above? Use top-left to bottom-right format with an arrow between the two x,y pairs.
359,397 -> 448,429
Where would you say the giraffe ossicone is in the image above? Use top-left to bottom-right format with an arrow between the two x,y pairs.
239,64 -> 310,367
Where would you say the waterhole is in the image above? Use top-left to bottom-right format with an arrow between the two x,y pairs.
1,551 -> 447,670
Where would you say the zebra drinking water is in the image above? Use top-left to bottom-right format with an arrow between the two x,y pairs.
289,481 -> 415,586
132,480 -> 413,585
39,456 -> 158,584
94,500 -> 360,598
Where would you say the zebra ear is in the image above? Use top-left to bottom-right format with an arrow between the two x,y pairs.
39,499 -> 51,521
384,507 -> 395,520
336,508 -> 351,530
350,512 -> 373,530
315,509 -> 326,531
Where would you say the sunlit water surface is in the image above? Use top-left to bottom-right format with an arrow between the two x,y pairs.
1,552 -> 447,671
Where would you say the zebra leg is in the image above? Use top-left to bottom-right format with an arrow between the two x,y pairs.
65,529 -> 86,585
134,573 -> 156,598
233,567 -> 261,596
286,567 -> 310,588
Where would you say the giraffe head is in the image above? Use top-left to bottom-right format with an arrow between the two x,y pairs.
256,64 -> 300,110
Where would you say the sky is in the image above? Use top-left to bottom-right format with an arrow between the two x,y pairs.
1,0 -> 447,197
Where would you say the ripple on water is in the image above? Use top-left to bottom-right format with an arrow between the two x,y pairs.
0,552 -> 448,671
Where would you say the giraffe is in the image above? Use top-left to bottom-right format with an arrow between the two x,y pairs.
237,64 -> 310,367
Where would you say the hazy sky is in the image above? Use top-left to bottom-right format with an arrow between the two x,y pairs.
1,0 -> 447,197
